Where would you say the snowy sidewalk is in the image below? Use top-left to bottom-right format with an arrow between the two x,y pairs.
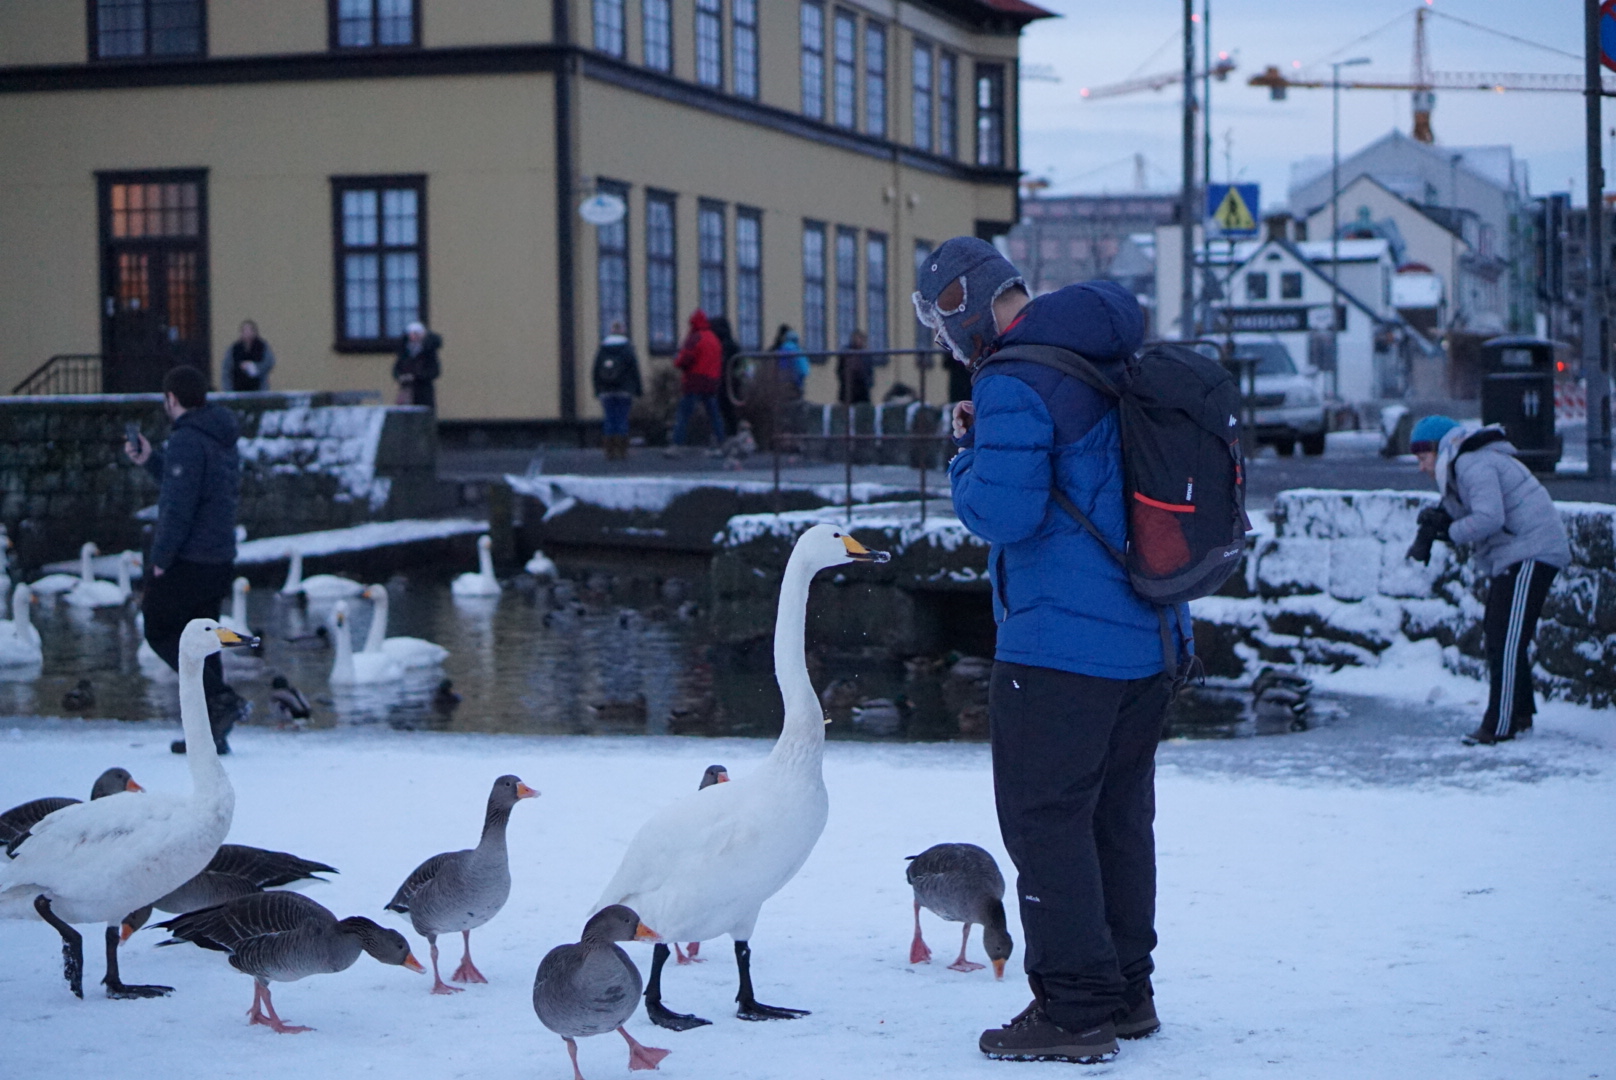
1,720 -> 1611,1079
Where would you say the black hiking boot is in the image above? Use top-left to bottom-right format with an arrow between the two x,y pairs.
1461,723 -> 1515,747
1114,994 -> 1160,1040
979,1003 -> 1118,1064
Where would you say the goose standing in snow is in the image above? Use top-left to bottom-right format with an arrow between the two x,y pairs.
219,576 -> 252,635
385,774 -> 537,994
0,583 -> 42,667
121,844 -> 339,938
156,890 -> 424,1033
0,619 -> 253,998
533,905 -> 669,1080
593,523 -> 888,1029
65,549 -> 132,609
279,549 -> 364,601
31,541 -> 97,596
0,768 -> 142,852
905,843 -> 1013,978
327,602 -> 404,686
361,584 -> 449,667
451,535 -> 502,597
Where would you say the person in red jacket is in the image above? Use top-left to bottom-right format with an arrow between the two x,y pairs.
670,309 -> 727,450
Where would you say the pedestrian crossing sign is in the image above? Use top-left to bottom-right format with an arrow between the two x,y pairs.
1207,183 -> 1260,237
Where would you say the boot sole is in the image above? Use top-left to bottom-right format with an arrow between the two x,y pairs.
1116,1019 -> 1160,1040
982,1046 -> 1118,1064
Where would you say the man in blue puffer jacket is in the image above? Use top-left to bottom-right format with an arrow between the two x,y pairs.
919,237 -> 1180,1065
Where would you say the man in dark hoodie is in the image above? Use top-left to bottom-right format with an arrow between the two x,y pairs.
125,364 -> 243,754
919,237 -> 1184,1065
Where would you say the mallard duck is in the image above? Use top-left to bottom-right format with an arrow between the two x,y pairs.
270,675 -> 312,722
61,679 -> 95,711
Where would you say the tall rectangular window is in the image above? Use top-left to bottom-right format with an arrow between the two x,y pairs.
866,232 -> 888,351
736,208 -> 763,350
593,0 -> 625,56
698,200 -> 727,317
333,176 -> 427,349
832,10 -> 857,129
642,0 -> 672,71
835,226 -> 859,348
938,51 -> 958,158
800,2 -> 825,119
331,0 -> 417,49
914,239 -> 934,347
911,41 -> 933,151
646,192 -> 678,354
695,0 -> 723,88
863,22 -> 886,137
802,221 -> 828,353
732,0 -> 759,99
975,63 -> 1005,167
596,180 -> 630,340
93,0 -> 204,58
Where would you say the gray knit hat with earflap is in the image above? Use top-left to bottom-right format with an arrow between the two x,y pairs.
912,237 -> 1026,366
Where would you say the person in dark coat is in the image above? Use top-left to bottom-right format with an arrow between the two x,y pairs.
393,321 -> 443,412
219,320 -> 275,392
708,314 -> 742,441
670,310 -> 725,450
836,329 -> 872,405
921,238 -> 1185,1064
124,365 -> 244,755
592,320 -> 643,461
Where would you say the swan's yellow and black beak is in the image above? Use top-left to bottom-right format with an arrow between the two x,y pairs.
634,923 -> 661,942
839,534 -> 891,563
213,627 -> 259,649
515,782 -> 540,800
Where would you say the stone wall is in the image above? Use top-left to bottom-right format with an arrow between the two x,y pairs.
1194,489 -> 1616,706
0,392 -> 436,570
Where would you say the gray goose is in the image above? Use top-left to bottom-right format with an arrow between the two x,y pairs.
533,905 -> 669,1080
385,774 -> 537,993
156,890 -> 424,1032
120,844 -> 340,938
906,843 -> 1014,978
674,765 -> 730,966
0,768 -> 141,853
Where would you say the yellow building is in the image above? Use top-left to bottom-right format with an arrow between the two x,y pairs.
0,0 -> 1048,422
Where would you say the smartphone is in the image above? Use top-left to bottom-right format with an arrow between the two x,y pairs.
124,421 -> 141,448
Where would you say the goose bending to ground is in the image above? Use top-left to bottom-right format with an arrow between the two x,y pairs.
0,619 -> 253,998
533,905 -> 669,1080
31,542 -> 97,596
0,768 -> 142,852
121,844 -> 340,938
905,843 -> 1013,978
594,524 -> 888,1029
673,764 -> 731,966
362,585 -> 449,667
279,550 -> 364,601
220,577 -> 252,635
156,890 -> 423,1033
451,535 -> 502,597
66,549 -> 132,608
328,602 -> 404,686
385,775 -> 537,994
0,583 -> 42,667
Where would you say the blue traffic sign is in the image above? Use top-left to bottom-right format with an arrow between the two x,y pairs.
1206,183 -> 1260,237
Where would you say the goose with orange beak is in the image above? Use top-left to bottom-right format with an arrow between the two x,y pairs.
0,768 -> 142,853
534,906 -> 670,1079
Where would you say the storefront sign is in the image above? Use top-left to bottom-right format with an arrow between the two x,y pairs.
1210,306 -> 1345,333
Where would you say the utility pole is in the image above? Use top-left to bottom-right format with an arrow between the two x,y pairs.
1179,0 -> 1195,338
1586,0 -> 1611,479
1330,57 -> 1370,400
1201,0 -> 1212,330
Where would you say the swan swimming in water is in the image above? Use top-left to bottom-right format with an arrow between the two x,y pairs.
452,536 -> 501,597
361,585 -> 449,668
280,549 -> 364,601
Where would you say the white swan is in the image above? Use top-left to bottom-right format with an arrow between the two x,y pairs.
32,541 -> 97,596
65,550 -> 132,609
524,549 -> 558,580
362,585 -> 449,668
0,618 -> 251,998
452,535 -> 502,597
219,576 -> 252,635
329,601 -> 405,686
0,584 -> 42,667
280,549 -> 364,601
593,523 -> 888,1027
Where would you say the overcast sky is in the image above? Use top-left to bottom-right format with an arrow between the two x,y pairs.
1017,0 -> 1592,212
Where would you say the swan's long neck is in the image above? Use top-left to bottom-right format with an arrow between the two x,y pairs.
364,591 -> 388,653
79,546 -> 95,583
117,556 -> 132,597
12,588 -> 28,626
767,552 -> 824,772
285,551 -> 302,591
231,581 -> 247,625
331,617 -> 354,680
478,545 -> 495,581
178,647 -> 230,798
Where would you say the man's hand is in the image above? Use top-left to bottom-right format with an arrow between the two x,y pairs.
951,400 -> 975,440
1415,506 -> 1453,541
151,565 -> 164,578
124,433 -> 151,466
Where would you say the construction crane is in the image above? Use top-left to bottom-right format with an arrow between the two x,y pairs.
1250,6 -> 1614,143
1081,55 -> 1235,101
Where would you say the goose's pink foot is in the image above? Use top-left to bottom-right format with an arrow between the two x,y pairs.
620,1026 -> 671,1071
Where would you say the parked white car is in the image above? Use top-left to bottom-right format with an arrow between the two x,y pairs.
1229,340 -> 1328,456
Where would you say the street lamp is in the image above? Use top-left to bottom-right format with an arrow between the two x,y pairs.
1330,56 -> 1370,401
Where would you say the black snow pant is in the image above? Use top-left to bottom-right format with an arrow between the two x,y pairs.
1481,559 -> 1558,740
988,660 -> 1170,1032
143,559 -> 235,735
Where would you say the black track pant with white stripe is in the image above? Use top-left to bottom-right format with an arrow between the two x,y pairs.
1481,559 -> 1558,739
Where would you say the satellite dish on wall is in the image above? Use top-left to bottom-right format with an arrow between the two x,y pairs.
579,193 -> 627,226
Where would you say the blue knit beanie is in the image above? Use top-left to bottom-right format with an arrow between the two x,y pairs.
1409,414 -> 1460,455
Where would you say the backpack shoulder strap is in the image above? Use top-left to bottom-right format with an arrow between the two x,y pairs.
973,343 -> 1121,399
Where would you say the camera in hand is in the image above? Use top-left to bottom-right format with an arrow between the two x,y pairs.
124,421 -> 141,448
1405,506 -> 1453,566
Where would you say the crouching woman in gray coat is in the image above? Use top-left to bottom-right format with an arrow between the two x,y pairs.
1408,415 -> 1571,745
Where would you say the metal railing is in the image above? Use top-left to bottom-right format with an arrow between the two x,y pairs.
12,354 -> 103,396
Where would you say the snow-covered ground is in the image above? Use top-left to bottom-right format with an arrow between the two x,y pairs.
2,702 -> 1611,1080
